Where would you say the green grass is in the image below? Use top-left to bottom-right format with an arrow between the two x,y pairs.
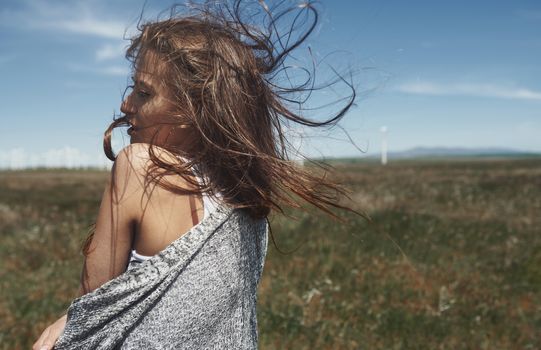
1,159 -> 540,349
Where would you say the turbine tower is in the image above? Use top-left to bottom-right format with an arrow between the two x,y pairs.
380,126 -> 388,165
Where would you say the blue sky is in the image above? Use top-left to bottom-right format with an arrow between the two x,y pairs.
1,0 -> 540,168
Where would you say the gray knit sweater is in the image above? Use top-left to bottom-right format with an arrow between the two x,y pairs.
54,203 -> 269,349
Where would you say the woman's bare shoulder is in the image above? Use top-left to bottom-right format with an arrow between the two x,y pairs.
112,143 -> 196,196
114,143 -> 203,255
114,143 -> 190,181
117,143 -> 182,168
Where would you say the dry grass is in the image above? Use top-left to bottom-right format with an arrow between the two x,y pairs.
0,159 -> 540,349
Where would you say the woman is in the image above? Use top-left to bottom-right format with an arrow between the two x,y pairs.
33,1 -> 361,349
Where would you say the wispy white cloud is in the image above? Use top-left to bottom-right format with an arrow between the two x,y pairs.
46,18 -> 128,40
99,66 -> 130,76
0,1 -> 136,77
67,62 -> 129,76
395,81 -> 541,101
96,43 -> 128,61
0,0 -> 134,40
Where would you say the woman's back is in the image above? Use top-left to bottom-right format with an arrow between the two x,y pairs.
128,145 -> 225,269
55,203 -> 269,349
123,143 -> 225,269
121,143 -> 206,257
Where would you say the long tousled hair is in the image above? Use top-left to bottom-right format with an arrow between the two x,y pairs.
80,0 -> 366,294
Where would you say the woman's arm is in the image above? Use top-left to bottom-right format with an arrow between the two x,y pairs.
80,145 -> 148,294
34,146 -> 148,349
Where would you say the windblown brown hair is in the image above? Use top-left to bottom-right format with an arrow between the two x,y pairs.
80,0 -> 366,294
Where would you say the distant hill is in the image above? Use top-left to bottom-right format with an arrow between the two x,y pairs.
385,147 -> 541,159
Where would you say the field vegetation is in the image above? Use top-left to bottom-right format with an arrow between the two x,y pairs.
0,159 -> 539,349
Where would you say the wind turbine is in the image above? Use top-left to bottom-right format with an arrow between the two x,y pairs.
380,126 -> 388,165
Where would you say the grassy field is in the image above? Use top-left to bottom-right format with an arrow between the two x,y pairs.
0,159 -> 540,349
